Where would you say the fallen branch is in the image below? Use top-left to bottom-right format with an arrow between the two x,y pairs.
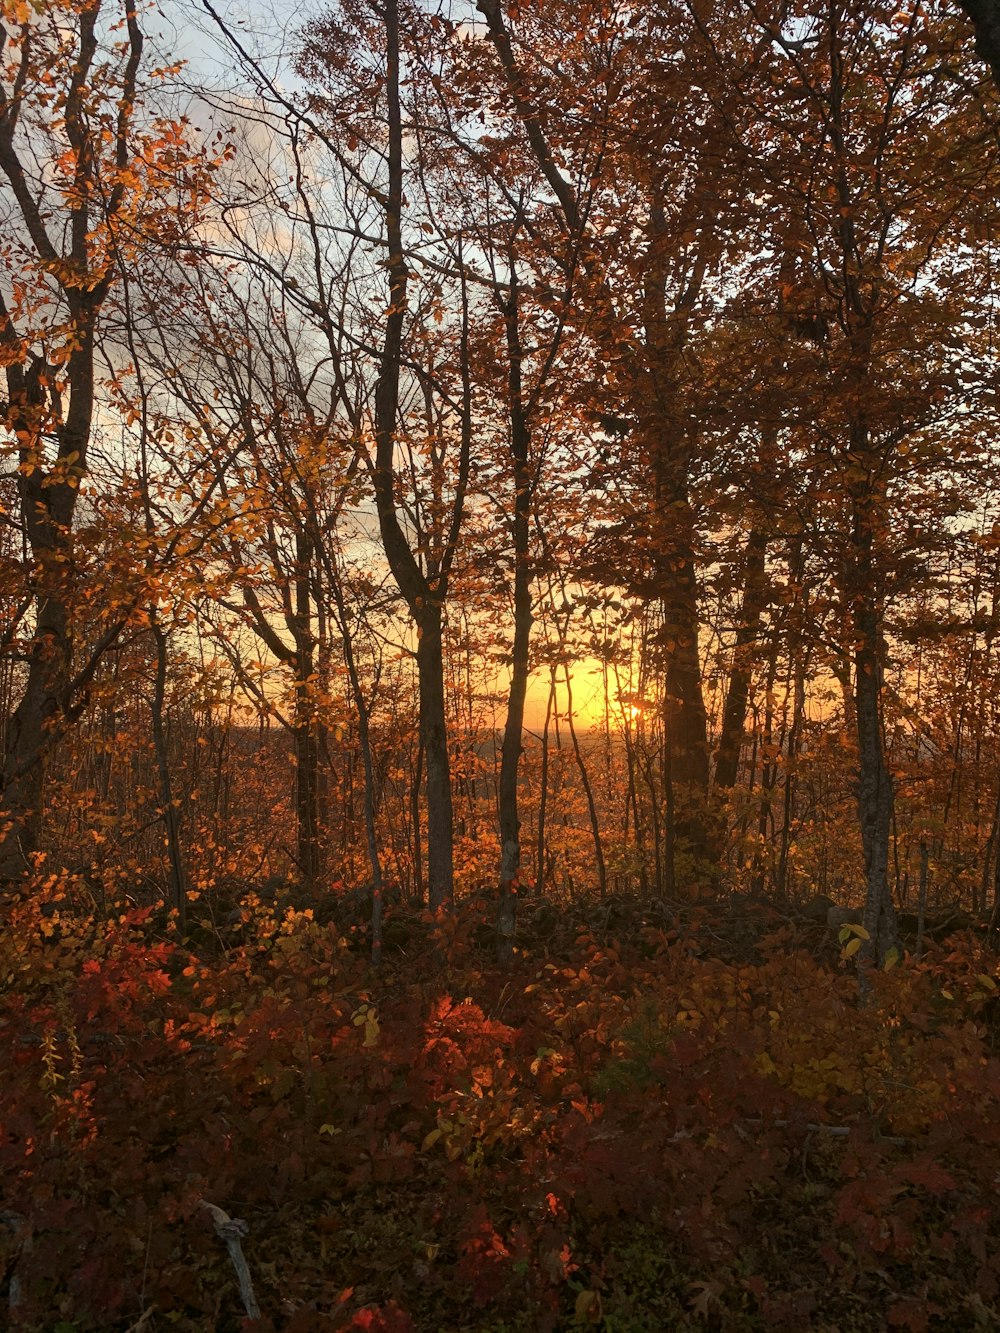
198,1200 -> 261,1320
741,1118 -> 908,1147
0,1209 -> 29,1312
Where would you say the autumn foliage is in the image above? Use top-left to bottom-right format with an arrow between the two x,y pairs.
5,0 -> 1000,1327
1,885 -> 998,1330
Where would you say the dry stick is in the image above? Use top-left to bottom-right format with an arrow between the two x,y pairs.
123,1308 -> 157,1333
199,1200 -> 261,1320
1,1209 -> 28,1311
739,1118 -> 908,1147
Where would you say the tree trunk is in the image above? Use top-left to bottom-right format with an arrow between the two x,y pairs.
0,359 -> 90,881
410,730 -> 424,905
776,641 -> 806,900
293,717 -> 320,886
563,660 -> 607,897
534,665 -> 556,895
496,277 -> 533,961
958,0 -> 1000,88
0,596 -> 70,879
715,528 -> 769,789
848,452 -> 900,964
642,197 -> 714,879
854,591 -> 899,961
416,607 -> 454,913
150,619 -> 187,931
327,553 -> 384,961
292,533 -> 320,886
368,0 -> 461,912
659,554 -> 713,877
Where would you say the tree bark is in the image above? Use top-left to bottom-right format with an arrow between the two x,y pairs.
0,346 -> 94,879
715,528 -> 769,790
847,434 -> 900,964
415,607 -> 454,913
534,665 -> 556,896
292,532 -> 320,885
957,0 -> 1000,86
496,277 -> 533,961
642,197 -> 714,876
150,619 -> 187,931
563,660 -> 607,897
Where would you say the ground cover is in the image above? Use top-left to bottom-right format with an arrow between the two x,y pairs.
1,886 -> 998,1331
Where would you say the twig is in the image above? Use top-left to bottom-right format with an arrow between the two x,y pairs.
198,1200 -> 261,1320
124,1307 -> 156,1333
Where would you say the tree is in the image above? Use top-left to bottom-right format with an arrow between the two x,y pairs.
470,0 -> 763,886
0,0 -> 209,880
704,0 -> 997,954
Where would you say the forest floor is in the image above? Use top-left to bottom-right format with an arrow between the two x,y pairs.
1,884 -> 999,1332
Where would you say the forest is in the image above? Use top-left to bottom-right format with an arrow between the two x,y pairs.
3,0 -> 1000,1327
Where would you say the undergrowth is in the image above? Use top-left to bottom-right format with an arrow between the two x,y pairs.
1,883 -> 998,1331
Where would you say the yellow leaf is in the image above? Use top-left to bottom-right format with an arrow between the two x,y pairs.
844,937 -> 862,958
574,1289 -> 603,1325
422,1128 -> 442,1152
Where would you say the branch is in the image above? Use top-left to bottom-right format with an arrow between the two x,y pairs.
198,1200 -> 261,1321
475,0 -> 582,234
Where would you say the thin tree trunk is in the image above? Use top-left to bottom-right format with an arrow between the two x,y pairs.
150,619 -> 187,932
327,557 -> 384,961
562,661 -> 607,897
292,533 -> 320,886
535,665 -> 556,896
642,197 -> 714,876
368,0 -> 464,912
750,646 -> 779,899
496,273 -> 533,961
849,451 -> 900,964
410,730 -> 424,906
915,840 -> 929,961
416,608 -> 454,913
981,782 -> 1000,915
715,527 -> 769,789
776,642 -> 806,900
